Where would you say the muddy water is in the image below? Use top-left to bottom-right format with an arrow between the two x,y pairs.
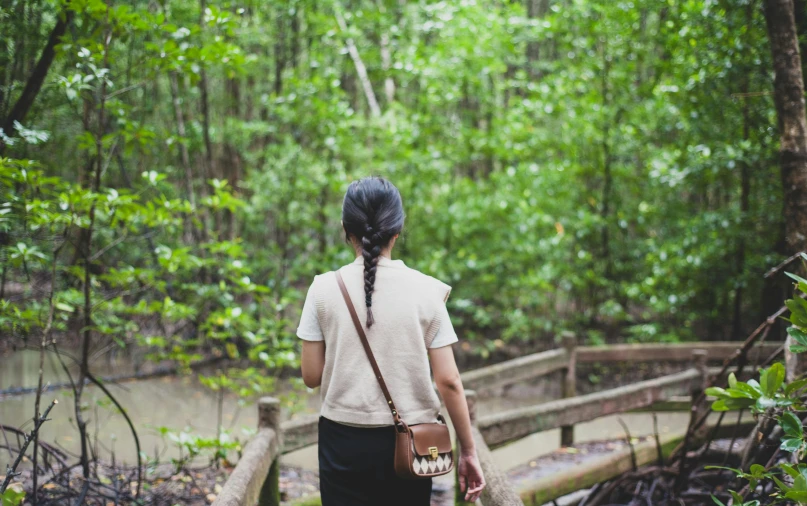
0,350 -> 317,469
0,350 -> 696,472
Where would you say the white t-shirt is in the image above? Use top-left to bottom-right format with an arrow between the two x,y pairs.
296,280 -> 459,349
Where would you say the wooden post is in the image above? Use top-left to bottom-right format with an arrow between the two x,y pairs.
258,397 -> 281,506
692,349 -> 709,395
786,339 -> 801,382
675,350 -> 709,491
560,332 -> 578,447
456,390 -> 477,506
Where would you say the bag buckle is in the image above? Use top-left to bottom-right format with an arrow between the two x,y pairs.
428,447 -> 439,460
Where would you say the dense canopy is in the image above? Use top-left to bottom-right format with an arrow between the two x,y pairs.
1,0 -> 786,362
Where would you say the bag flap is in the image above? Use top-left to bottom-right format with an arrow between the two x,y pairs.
409,423 -> 452,455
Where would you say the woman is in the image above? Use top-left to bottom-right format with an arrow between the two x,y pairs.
297,177 -> 486,505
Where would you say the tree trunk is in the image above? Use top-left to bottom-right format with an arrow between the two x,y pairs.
224,75 -> 242,241
733,2 -> 754,339
763,0 -> 807,380
525,0 -> 548,78
600,36 -> 614,281
764,0 -> 807,254
0,8 -> 73,149
169,73 -> 196,210
274,5 -> 287,96
792,0 -> 807,83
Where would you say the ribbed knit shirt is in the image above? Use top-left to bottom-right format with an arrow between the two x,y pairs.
299,256 -> 452,426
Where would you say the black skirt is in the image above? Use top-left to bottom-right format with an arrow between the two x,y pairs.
318,416 -> 432,505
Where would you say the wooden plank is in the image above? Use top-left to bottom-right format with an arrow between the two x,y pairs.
461,348 -> 569,393
471,427 -> 524,506
479,369 -> 700,447
457,341 -> 780,396
281,414 -> 319,454
577,342 -> 781,363
518,432 -> 683,505
560,333 -> 578,447
516,419 -> 759,505
212,428 -> 279,506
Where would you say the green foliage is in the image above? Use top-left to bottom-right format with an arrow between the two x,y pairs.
155,425 -> 241,472
711,491 -> 760,506
705,270 -> 807,504
0,484 -> 26,506
0,0 -> 782,361
0,0 -> 792,485
705,364 -> 793,413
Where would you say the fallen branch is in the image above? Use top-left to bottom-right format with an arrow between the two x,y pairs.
617,417 -> 637,471
0,399 -> 58,494
764,250 -> 806,278
333,4 -> 382,118
87,373 -> 143,500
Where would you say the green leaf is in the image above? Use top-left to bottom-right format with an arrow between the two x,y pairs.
727,383 -> 758,399
773,475 -> 791,493
55,302 -> 74,312
749,464 -> 766,477
780,411 -> 803,439
736,382 -> 762,399
786,271 -> 807,286
705,386 -> 730,398
787,299 -> 807,327
710,496 -> 726,506
781,437 -> 803,452
757,396 -> 778,410
711,399 -> 729,411
764,363 -> 785,397
785,490 -> 807,501
0,483 -> 26,506
794,472 -> 807,492
781,463 -> 802,479
728,372 -> 737,388
788,326 -> 807,346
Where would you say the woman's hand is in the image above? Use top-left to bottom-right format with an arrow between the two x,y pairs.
458,448 -> 485,502
430,346 -> 485,501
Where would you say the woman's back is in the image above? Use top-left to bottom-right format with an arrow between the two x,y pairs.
301,256 -> 452,426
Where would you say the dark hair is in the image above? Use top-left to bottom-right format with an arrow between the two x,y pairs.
342,177 -> 405,327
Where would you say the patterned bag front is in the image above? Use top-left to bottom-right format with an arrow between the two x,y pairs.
394,418 -> 454,479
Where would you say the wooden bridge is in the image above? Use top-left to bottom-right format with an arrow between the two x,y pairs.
211,338 -> 779,506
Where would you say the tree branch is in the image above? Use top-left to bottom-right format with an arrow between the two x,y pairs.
0,399 -> 58,494
334,5 -> 382,118
0,8 -> 73,149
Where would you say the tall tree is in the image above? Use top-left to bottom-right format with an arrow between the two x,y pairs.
763,0 -> 807,379
764,0 -> 807,255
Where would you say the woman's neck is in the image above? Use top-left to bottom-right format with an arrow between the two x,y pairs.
354,248 -> 392,260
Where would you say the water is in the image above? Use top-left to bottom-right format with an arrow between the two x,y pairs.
0,350 -> 696,473
0,350 -> 318,469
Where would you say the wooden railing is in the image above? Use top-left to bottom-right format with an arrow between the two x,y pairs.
479,367 -> 703,447
214,339 -> 779,506
212,398 -> 282,506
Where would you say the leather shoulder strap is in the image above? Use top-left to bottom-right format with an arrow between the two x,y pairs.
335,271 -> 402,425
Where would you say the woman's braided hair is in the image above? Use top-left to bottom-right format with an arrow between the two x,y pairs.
342,177 -> 405,327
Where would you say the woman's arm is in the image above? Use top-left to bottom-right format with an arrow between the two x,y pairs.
301,340 -> 325,388
430,346 -> 474,451
430,345 -> 485,502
